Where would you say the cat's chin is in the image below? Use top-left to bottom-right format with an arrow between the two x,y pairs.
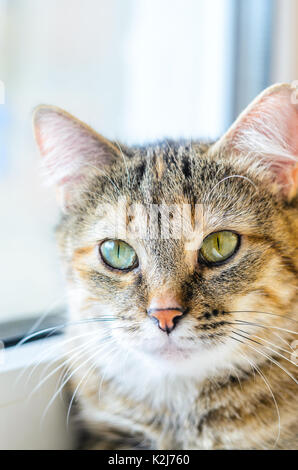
130,334 -> 235,380
137,336 -> 203,364
145,343 -> 196,361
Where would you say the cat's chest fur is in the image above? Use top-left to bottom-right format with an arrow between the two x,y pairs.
70,345 -> 298,450
72,368 -> 209,450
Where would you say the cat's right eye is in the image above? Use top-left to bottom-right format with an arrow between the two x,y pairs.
99,239 -> 138,271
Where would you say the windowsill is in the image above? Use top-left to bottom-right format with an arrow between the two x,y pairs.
0,310 -> 66,348
0,336 -> 74,450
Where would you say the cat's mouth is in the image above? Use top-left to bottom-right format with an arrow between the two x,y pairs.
141,338 -> 197,361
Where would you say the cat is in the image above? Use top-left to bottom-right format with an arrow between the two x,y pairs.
33,83 -> 298,450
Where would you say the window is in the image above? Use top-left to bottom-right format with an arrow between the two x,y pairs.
0,0 -> 284,342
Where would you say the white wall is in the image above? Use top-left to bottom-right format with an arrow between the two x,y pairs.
271,0 -> 298,83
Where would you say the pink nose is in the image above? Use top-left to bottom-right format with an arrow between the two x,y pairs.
147,295 -> 185,333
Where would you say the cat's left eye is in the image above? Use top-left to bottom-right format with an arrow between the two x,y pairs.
100,240 -> 138,271
199,231 -> 240,265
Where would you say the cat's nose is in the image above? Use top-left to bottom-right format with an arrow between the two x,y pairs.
147,295 -> 185,334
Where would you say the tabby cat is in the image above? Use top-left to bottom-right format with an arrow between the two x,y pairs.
33,83 -> 298,449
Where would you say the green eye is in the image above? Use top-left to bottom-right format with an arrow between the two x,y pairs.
100,240 -> 138,270
199,231 -> 240,265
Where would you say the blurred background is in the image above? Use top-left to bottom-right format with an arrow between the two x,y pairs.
0,0 -> 298,340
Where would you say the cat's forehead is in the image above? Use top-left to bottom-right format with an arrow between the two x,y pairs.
79,142 -> 273,248
96,141 -> 261,212
85,141 -> 211,209
130,141 -> 212,199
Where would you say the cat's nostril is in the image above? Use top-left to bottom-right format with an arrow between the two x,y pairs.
147,308 -> 184,334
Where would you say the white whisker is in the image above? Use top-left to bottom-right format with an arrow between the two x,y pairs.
237,349 -> 281,449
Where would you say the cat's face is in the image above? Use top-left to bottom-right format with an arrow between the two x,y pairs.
34,84 -> 298,379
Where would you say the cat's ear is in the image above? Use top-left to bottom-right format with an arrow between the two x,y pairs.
33,105 -> 121,211
209,83 -> 298,200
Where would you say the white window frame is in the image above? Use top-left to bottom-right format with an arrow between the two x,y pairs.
0,336 -> 73,450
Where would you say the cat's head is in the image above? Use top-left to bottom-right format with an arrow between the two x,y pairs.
33,84 -> 298,379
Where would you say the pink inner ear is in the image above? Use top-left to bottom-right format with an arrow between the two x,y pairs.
34,107 -> 117,189
222,86 -> 298,195
287,105 -> 298,156
34,106 -> 121,211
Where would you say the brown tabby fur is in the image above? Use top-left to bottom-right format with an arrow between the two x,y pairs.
34,84 -> 298,449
